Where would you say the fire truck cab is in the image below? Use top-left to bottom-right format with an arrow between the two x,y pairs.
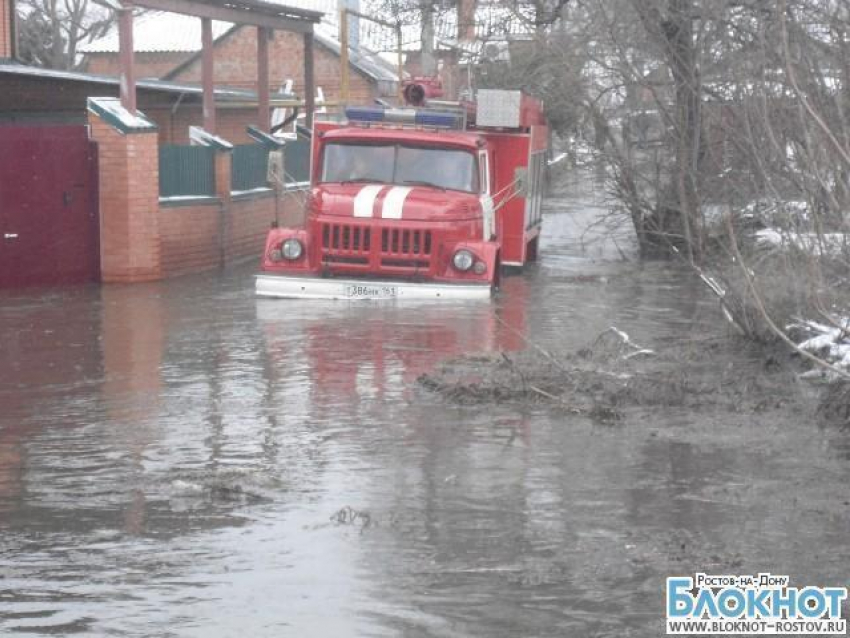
256,88 -> 547,300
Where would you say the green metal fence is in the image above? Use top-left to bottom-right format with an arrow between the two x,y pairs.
231,144 -> 270,192
284,139 -> 310,184
158,144 -> 216,198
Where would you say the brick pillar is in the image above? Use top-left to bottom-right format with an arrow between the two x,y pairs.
214,150 -> 232,204
0,0 -> 13,59
88,103 -> 162,282
214,149 -> 233,263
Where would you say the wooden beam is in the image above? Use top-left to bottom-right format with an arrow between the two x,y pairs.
396,25 -> 404,103
257,26 -> 270,132
118,5 -> 136,112
201,16 -> 215,133
132,0 -> 315,33
303,31 -> 315,130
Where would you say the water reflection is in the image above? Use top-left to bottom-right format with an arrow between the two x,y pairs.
256,286 -> 528,408
101,285 -> 166,535
0,287 -> 103,523
0,176 -> 846,636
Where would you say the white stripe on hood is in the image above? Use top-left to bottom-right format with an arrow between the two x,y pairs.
381,186 -> 413,219
353,184 -> 384,217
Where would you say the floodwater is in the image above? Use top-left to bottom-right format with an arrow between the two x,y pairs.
1,173 -> 848,637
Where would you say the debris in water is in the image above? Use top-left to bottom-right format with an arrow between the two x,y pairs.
330,506 -> 372,532
418,327 -> 797,417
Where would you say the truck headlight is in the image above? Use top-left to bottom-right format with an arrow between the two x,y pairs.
452,249 -> 474,272
282,238 -> 303,260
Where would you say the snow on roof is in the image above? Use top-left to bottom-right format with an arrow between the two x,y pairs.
80,11 -> 234,54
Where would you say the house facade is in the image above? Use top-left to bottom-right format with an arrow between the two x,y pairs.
80,12 -> 399,108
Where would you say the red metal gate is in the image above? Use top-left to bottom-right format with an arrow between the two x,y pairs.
0,126 -> 99,288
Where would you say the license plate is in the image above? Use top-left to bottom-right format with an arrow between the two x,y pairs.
343,283 -> 398,299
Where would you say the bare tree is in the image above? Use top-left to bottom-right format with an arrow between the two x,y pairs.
17,0 -> 114,70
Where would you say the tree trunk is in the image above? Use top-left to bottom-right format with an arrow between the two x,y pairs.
664,0 -> 701,262
420,0 -> 436,76
632,0 -> 704,261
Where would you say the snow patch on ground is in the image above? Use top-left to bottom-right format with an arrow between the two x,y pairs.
756,228 -> 847,255
789,318 -> 850,375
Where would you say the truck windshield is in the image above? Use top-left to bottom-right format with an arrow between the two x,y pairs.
321,143 -> 479,193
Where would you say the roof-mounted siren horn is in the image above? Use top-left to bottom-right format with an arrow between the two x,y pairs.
402,77 -> 444,106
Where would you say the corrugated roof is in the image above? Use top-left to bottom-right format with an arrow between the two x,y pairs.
79,0 -> 338,54
0,61 -> 294,101
80,9 -> 400,83
80,11 -> 234,53
81,1 -> 533,56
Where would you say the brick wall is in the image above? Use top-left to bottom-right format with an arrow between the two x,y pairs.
159,200 -> 222,277
146,106 -> 260,145
0,0 -> 11,59
85,51 -> 191,79
88,111 -> 162,283
225,193 -> 277,262
232,191 -> 305,259
214,110 -> 259,145
90,104 -> 305,282
170,27 -> 378,105
159,191 -> 305,277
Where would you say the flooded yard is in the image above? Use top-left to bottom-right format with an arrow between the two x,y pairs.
1,175 -> 848,636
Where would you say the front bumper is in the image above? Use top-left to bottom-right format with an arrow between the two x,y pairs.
255,274 -> 492,300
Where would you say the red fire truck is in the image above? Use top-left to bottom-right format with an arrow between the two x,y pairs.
256,87 -> 547,300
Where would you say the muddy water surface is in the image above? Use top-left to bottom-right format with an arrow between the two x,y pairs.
1,174 -> 848,637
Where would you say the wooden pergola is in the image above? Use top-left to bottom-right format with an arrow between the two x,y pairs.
116,0 -> 323,131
